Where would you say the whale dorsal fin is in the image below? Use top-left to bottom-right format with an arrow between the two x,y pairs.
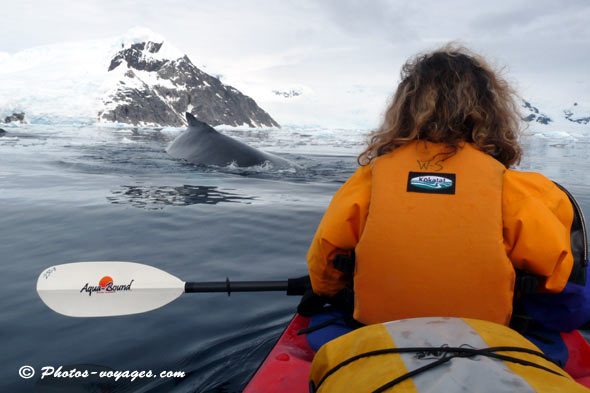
186,112 -> 201,127
186,112 -> 216,133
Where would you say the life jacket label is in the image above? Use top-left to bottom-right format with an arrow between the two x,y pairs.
407,172 -> 456,194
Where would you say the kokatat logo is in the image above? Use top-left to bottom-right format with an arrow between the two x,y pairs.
80,276 -> 134,296
410,175 -> 453,190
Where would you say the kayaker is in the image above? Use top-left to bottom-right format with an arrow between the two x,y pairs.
304,45 -> 589,356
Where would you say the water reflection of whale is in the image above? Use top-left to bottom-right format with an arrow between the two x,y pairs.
107,185 -> 255,209
167,113 -> 295,168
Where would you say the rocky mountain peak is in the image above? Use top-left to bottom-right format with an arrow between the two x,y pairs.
99,40 -> 280,128
1,112 -> 27,124
522,100 -> 552,124
108,41 -> 166,72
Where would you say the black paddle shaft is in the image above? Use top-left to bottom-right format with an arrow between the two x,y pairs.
184,276 -> 310,296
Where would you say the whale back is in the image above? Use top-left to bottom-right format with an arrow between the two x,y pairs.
167,113 -> 290,167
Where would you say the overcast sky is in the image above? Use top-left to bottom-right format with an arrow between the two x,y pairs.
1,0 -> 589,127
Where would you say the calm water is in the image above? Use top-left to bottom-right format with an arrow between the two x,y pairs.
1,125 -> 589,392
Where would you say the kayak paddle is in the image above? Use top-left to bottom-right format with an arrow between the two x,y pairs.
36,262 -> 309,317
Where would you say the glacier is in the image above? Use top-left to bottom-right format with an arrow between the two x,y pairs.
0,27 -> 185,125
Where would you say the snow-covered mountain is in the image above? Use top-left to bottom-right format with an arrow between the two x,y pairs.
0,27 -> 588,133
99,41 -> 279,127
522,100 -> 552,124
520,99 -> 590,136
0,27 -> 278,127
564,102 -> 590,125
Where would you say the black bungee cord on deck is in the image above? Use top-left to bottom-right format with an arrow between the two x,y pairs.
309,345 -> 567,393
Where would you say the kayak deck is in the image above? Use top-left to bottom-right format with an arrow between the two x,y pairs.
243,314 -> 314,393
243,313 -> 590,391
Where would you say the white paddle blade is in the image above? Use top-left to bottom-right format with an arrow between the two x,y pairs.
37,262 -> 185,317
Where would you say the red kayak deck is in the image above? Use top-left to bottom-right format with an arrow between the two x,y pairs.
563,330 -> 590,388
243,314 -> 314,393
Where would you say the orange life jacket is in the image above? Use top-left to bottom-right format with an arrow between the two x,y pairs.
353,141 -> 515,325
307,141 -> 574,327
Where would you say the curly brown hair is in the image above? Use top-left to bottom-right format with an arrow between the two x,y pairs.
358,45 -> 523,167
